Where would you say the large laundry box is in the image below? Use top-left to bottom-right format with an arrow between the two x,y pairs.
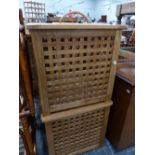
42,101 -> 112,155
27,23 -> 125,114
27,23 -> 125,155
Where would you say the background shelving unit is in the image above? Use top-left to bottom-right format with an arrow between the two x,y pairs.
24,1 -> 46,23
116,2 -> 135,24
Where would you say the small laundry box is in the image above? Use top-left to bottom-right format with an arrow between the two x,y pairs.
27,23 -> 125,115
41,101 -> 112,155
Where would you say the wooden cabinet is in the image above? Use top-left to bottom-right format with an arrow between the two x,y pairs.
106,62 -> 135,149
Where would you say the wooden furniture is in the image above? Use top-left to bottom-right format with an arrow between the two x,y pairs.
19,55 -> 35,155
118,50 -> 135,62
27,23 -> 125,114
121,30 -> 135,50
116,2 -> 135,51
19,13 -> 35,154
24,1 -> 46,23
116,2 -> 135,24
19,44 -> 35,115
27,23 -> 125,155
106,61 -> 135,149
42,101 -> 112,155
24,35 -> 39,97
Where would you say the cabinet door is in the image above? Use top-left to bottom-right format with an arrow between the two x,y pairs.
106,76 -> 135,149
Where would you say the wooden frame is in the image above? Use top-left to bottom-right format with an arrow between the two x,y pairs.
106,30 -> 121,100
24,35 -> 39,96
19,14 -> 35,155
20,45 -> 35,115
19,49 -> 35,155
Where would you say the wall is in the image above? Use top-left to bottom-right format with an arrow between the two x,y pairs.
44,0 -> 96,19
19,0 -> 96,19
95,0 -> 135,22
19,0 -> 135,22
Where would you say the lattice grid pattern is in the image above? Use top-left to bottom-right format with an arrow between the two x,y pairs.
39,30 -> 115,112
50,108 -> 105,155
24,1 -> 46,23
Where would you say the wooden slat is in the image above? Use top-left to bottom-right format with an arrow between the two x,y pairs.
45,123 -> 55,155
31,31 -> 50,115
99,106 -> 111,145
106,30 -> 122,100
27,23 -> 126,30
49,96 -> 107,113
30,27 -> 123,114
46,72 -> 110,85
42,101 -> 112,122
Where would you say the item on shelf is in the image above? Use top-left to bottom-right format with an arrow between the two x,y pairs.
24,35 -> 38,96
19,20 -> 35,155
98,15 -> 107,23
118,50 -> 135,63
121,29 -> 135,50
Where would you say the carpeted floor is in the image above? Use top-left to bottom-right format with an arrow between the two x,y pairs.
34,98 -> 135,155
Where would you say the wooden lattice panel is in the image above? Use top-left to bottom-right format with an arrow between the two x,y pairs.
43,102 -> 111,155
43,30 -> 114,111
28,24 -> 124,114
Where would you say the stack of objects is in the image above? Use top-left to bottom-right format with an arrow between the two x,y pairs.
27,23 -> 125,155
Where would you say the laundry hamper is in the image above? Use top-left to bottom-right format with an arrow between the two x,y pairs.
27,23 -> 125,155
42,101 -> 112,155
27,23 -> 125,115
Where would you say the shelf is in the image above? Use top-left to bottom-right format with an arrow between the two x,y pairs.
25,12 -> 45,14
24,6 -> 45,10
24,1 -> 45,5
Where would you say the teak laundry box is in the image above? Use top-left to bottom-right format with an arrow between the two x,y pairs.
27,23 -> 125,115
27,23 -> 125,155
42,101 -> 112,155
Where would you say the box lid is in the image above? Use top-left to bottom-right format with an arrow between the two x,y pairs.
26,23 -> 127,30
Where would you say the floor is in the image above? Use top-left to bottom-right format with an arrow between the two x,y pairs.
34,98 -> 135,155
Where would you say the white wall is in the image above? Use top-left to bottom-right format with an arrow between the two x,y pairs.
19,0 -> 135,22
95,0 -> 135,22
